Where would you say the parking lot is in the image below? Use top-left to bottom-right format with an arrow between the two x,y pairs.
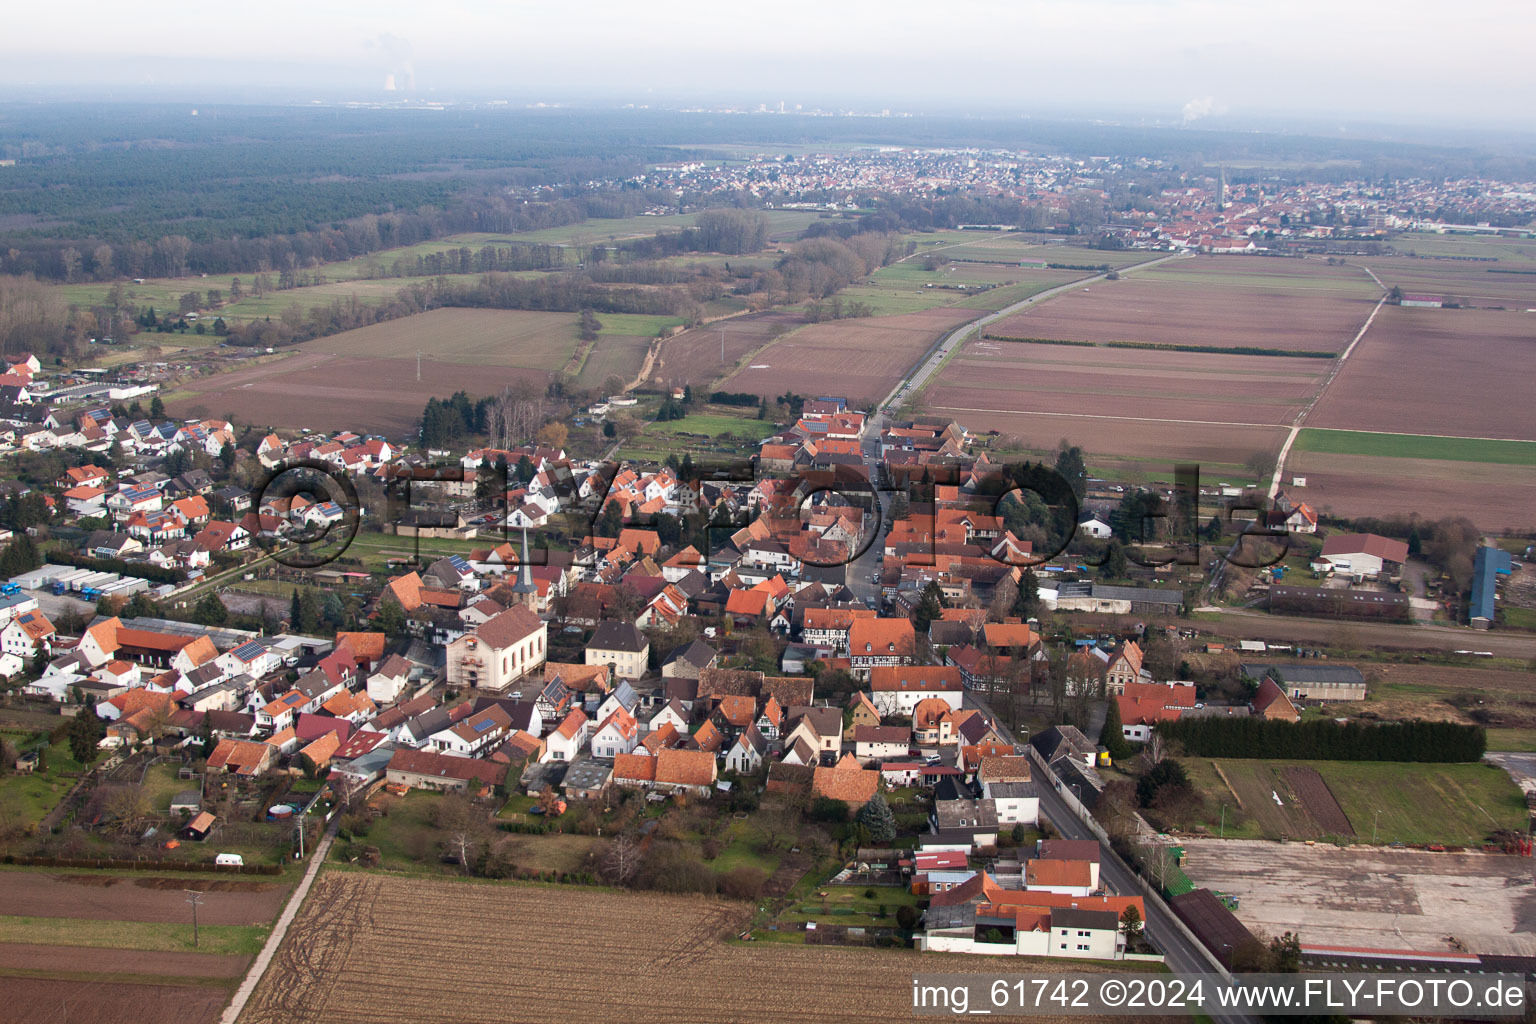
1181,838 -> 1536,955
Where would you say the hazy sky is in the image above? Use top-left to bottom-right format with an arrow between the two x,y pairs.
4,0 -> 1533,129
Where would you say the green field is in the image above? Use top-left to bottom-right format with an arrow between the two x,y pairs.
1180,758 -> 1526,845
1389,231 -> 1536,262
0,914 -> 269,956
1293,428 -> 1536,466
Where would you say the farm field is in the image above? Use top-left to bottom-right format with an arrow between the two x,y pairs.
305,308 -> 578,369
1327,662 -> 1536,751
237,872 -> 1099,1024
1180,838 -> 1536,955
166,350 -> 549,437
918,256 -> 1379,474
0,870 -> 291,925
723,308 -> 975,406
1176,758 -> 1526,846
1363,252 -> 1536,308
1282,450 -> 1536,527
0,868 -> 290,1024
983,257 -> 1379,353
647,310 -> 805,390
1308,306 -> 1536,441
1292,428 -> 1536,465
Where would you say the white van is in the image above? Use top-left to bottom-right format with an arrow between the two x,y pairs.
215,853 -> 244,867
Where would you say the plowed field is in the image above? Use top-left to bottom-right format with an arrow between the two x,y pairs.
238,873 -> 1105,1024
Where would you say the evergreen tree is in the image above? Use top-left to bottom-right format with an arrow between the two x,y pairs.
375,596 -> 406,637
289,588 -> 303,628
914,580 -> 946,632
602,421 -> 617,438
298,590 -> 323,633
857,793 -> 896,844
1014,570 -> 1039,618
1101,696 -> 1132,761
1054,444 -> 1087,503
192,592 -> 229,625
1102,541 -> 1128,580
149,395 -> 165,419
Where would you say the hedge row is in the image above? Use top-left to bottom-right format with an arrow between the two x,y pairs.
1155,717 -> 1485,762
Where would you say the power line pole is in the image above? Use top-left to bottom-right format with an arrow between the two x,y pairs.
184,890 -> 204,948
416,351 -> 422,382
720,329 -> 725,363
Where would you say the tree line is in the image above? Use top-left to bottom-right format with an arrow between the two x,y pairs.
1156,716 -> 1485,762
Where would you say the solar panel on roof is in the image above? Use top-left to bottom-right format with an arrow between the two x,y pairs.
232,641 -> 265,659
448,555 -> 470,571
473,718 -> 495,733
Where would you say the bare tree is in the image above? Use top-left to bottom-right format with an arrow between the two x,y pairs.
600,834 -> 643,886
104,784 -> 151,835
433,792 -> 488,875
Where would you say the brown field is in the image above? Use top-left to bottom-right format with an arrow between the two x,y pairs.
238,872 -> 1106,1024
306,308 -> 579,369
649,310 -> 806,390
7,976 -> 229,1024
1283,450 -> 1536,527
723,308 -> 973,405
984,257 -> 1379,353
931,341 -> 1331,427
166,351 -> 549,438
577,333 -> 652,389
936,407 -> 1288,468
1308,306 -> 1536,440
0,942 -> 249,978
1281,766 -> 1354,836
0,870 -> 289,926
1363,254 -> 1536,308
1198,760 -> 1334,840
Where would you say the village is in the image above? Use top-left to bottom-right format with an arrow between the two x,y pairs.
2,335 -> 1533,988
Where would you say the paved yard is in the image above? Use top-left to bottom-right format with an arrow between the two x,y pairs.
1180,837 -> 1536,955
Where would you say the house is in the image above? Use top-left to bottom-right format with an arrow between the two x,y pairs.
1103,642 -> 1146,694
853,725 -> 910,763
591,707 -> 639,759
1317,533 -> 1409,577
585,621 -> 650,679
724,723 -> 768,774
845,691 -> 881,739
1078,516 -> 1113,539
544,709 -> 590,762
661,639 -> 717,679
1037,840 -> 1101,888
801,606 -> 876,653
2,609 -> 55,657
811,754 -> 881,807
911,698 -> 956,746
869,665 -> 964,716
206,738 -> 275,776
613,748 -> 718,796
847,618 -> 915,679
446,605 -> 547,694
430,704 -> 512,756
1251,676 -> 1299,721
782,706 -> 844,760
649,699 -> 691,735
1025,859 -> 1095,898
384,748 -> 505,794
366,654 -> 415,705
1031,725 -> 1098,771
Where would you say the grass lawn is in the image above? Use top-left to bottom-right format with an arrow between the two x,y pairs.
594,313 -> 686,338
1293,428 -> 1536,466
1500,606 -> 1536,631
775,883 -> 920,928
0,915 -> 269,956
0,737 -> 87,832
1180,758 -> 1527,845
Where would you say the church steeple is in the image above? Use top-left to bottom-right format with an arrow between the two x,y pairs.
511,524 -> 537,607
